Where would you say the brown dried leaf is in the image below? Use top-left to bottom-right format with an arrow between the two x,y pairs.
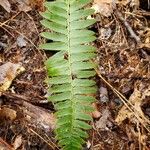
95,109 -> 111,129
0,0 -> 11,12
92,0 -> 114,17
129,0 -> 139,7
116,0 -> 129,5
115,84 -> 150,125
13,135 -> 22,150
15,0 -> 32,12
14,0 -> 45,11
29,0 -> 45,11
0,107 -> 17,120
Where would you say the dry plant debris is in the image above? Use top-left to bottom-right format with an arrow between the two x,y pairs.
92,0 -> 114,17
0,62 -> 25,95
0,137 -> 14,150
95,109 -> 111,130
12,135 -> 22,150
116,82 -> 150,126
0,0 -> 11,12
22,101 -> 56,130
0,107 -> 16,120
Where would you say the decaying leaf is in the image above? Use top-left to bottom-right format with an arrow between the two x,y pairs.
0,0 -> 11,12
13,135 -> 22,150
95,109 -> 111,129
0,62 -> 25,95
92,0 -> 139,16
13,0 -> 45,12
15,0 -> 32,12
115,83 -> 150,125
92,0 -> 114,17
0,107 -> 17,120
129,0 -> 139,8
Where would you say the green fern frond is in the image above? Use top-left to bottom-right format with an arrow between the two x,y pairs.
40,0 -> 96,149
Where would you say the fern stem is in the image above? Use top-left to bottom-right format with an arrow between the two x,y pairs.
67,0 -> 74,139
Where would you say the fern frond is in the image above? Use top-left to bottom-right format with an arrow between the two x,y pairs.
40,0 -> 96,149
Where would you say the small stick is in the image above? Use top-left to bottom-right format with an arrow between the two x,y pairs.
29,128 -> 59,150
0,11 -> 21,27
0,137 -> 14,150
116,11 -> 141,43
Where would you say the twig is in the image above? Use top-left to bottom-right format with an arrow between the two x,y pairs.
0,23 -> 45,60
0,25 -> 15,37
0,11 -> 21,27
29,128 -> 59,150
0,137 -> 14,150
116,11 -> 141,43
24,12 -> 40,37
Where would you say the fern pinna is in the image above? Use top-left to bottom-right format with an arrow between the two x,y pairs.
40,0 -> 96,149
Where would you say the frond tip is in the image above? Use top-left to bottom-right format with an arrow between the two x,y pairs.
40,0 -> 97,149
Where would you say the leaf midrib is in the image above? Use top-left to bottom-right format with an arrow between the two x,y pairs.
67,0 -> 75,139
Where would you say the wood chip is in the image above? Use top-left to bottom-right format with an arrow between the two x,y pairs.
0,62 -> 25,95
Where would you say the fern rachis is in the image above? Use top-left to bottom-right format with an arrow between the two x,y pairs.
40,0 -> 97,149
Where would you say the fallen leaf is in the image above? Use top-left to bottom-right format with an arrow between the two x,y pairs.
129,0 -> 139,8
0,107 -> 17,120
13,135 -> 22,150
95,109 -> 111,129
115,83 -> 150,125
29,0 -> 45,11
13,0 -> 45,12
15,0 -> 32,12
92,0 -> 114,17
0,0 -> 11,12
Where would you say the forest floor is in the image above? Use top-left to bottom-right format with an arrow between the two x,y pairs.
0,0 -> 150,150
